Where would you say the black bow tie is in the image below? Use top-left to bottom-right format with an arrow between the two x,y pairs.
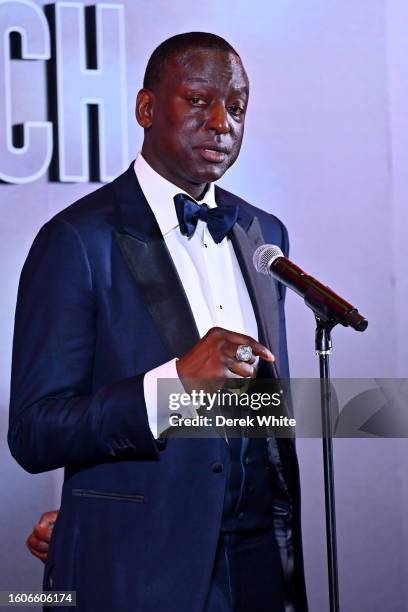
174,193 -> 239,244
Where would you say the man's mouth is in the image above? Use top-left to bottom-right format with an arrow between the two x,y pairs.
196,145 -> 230,164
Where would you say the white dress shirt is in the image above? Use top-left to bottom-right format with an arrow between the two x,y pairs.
135,153 -> 258,437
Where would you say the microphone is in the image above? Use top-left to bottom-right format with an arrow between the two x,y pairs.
253,245 -> 368,332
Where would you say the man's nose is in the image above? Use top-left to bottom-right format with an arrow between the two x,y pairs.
206,102 -> 230,134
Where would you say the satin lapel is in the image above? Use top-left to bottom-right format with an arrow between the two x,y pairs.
112,165 -> 200,358
230,217 -> 281,376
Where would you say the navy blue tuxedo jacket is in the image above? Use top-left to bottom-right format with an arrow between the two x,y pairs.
9,164 -> 307,612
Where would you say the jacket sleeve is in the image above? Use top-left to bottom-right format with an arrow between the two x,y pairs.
8,217 -> 159,474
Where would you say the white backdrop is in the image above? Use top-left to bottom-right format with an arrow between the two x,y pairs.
1,2 -> 407,610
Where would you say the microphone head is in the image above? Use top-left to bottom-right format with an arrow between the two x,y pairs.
253,244 -> 284,275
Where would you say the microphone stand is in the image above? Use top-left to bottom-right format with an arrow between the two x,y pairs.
252,245 -> 368,611
314,315 -> 339,612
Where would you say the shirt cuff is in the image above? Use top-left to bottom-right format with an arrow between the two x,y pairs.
143,358 -> 185,438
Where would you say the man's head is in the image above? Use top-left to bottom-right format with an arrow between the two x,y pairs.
136,32 -> 249,199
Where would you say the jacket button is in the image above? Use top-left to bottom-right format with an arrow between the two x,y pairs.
212,462 -> 223,473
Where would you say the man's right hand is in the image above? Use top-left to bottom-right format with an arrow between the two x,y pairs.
26,510 -> 59,563
176,327 -> 274,390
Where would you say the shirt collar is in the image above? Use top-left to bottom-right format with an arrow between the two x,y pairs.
134,152 -> 217,237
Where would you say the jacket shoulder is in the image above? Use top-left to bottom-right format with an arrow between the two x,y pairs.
35,165 -> 131,250
50,181 -> 116,229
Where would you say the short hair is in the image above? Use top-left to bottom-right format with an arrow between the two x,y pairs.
143,32 -> 240,90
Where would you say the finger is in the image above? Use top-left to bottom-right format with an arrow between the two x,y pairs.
27,534 -> 49,552
39,511 -> 58,527
225,358 -> 256,378
216,329 -> 274,362
223,341 -> 257,365
27,543 -> 48,563
243,339 -> 274,362
33,524 -> 53,543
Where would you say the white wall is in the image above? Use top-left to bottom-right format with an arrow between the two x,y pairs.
1,2 -> 407,610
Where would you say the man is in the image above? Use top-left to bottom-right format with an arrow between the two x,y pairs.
9,32 -> 307,611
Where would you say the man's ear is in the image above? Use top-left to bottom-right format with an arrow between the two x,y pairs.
136,88 -> 154,129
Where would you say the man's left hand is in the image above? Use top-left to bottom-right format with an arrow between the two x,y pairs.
26,510 -> 59,563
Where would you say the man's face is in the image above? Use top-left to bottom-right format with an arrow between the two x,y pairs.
139,48 -> 249,196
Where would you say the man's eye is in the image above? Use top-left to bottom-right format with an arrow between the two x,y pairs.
190,97 -> 206,106
228,105 -> 245,117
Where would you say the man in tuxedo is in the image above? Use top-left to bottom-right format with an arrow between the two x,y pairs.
9,32 -> 307,611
